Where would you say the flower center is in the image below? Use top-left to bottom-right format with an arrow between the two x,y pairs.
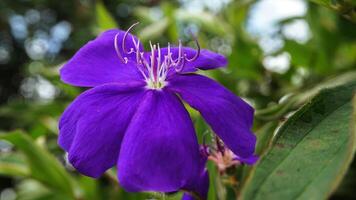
146,79 -> 166,90
201,136 -> 241,174
114,22 -> 200,90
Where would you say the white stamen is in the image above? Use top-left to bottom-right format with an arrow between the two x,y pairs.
114,24 -> 201,90
114,33 -> 128,64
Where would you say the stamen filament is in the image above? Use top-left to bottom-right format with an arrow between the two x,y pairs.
114,23 -> 201,90
122,22 -> 139,54
185,34 -> 200,62
114,33 -> 128,63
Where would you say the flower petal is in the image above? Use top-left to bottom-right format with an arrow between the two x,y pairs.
182,170 -> 209,200
117,90 -> 202,192
157,47 -> 227,73
167,74 -> 257,164
60,29 -> 144,87
182,152 -> 209,200
58,82 -> 146,178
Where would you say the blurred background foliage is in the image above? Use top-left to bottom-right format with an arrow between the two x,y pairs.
0,0 -> 355,200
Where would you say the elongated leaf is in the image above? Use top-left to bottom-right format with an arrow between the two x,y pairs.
0,131 -> 76,198
351,93 -> 356,155
254,122 -> 279,155
16,179 -> 73,200
256,71 -> 356,121
238,121 -> 280,192
96,1 -> 117,30
239,82 -> 356,200
0,153 -> 29,177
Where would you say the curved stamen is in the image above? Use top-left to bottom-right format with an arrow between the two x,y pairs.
114,33 -> 128,63
115,22 -> 203,89
122,22 -> 140,54
184,34 -> 200,62
129,39 -> 148,81
175,56 -> 186,72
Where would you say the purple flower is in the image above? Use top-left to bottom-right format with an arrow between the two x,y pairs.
58,24 -> 257,199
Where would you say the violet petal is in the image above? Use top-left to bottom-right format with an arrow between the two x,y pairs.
58,82 -> 146,178
60,29 -> 144,87
167,74 -> 257,164
117,90 -> 202,192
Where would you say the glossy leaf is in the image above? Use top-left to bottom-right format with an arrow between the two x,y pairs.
254,122 -> 279,156
239,82 -> 356,200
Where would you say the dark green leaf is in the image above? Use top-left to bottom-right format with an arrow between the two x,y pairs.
239,82 -> 356,200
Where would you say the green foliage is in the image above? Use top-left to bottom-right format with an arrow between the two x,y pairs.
239,83 -> 356,200
96,1 -> 118,30
0,153 -> 29,177
1,0 -> 356,199
309,0 -> 356,22
0,131 -> 76,198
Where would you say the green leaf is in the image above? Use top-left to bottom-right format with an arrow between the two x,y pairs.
255,122 -> 280,157
138,19 -> 169,42
207,161 -> 218,200
239,82 -> 356,200
238,122 -> 279,194
350,93 -> 356,157
16,179 -> 73,200
0,131 -> 76,198
255,71 -> 356,121
176,10 -> 230,35
75,176 -> 100,200
309,0 -> 356,22
96,0 -> 117,30
0,153 -> 29,177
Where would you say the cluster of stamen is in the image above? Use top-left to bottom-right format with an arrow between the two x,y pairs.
114,23 -> 200,89
201,135 -> 241,174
